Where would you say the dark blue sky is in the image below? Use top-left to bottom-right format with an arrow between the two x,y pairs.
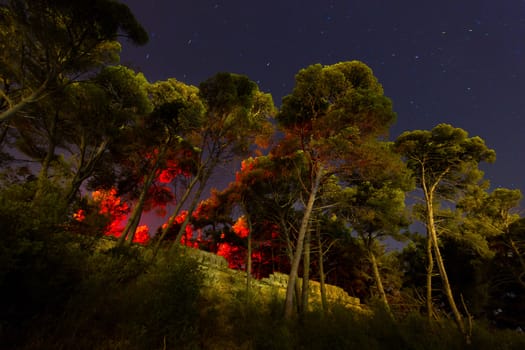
120,0 -> 525,196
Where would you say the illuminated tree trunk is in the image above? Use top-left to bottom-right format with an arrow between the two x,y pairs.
119,140 -> 170,246
282,216 -> 302,312
426,228 -> 435,320
172,169 -> 212,246
369,250 -> 390,313
424,183 -> 467,340
301,227 -> 311,317
246,213 -> 253,293
317,227 -> 328,314
284,165 -> 323,319
118,156 -> 160,245
153,171 -> 200,255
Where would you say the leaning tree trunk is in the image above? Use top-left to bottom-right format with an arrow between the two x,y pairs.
425,187 -> 468,341
152,171 -> 201,256
300,227 -> 312,317
284,165 -> 323,320
118,159 -> 160,246
282,217 -> 303,313
317,227 -> 328,314
172,169 -> 212,246
246,213 -> 253,293
426,228 -> 435,321
0,80 -> 50,123
119,166 -> 158,245
66,139 -> 109,205
369,249 -> 391,314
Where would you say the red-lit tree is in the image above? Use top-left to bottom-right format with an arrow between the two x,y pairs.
116,79 -> 203,246
73,188 -> 150,245
189,155 -> 300,281
154,72 -> 276,255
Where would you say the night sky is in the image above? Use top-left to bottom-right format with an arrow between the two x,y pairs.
119,0 -> 525,198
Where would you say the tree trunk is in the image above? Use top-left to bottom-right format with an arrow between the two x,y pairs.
284,165 -> 323,319
118,160 -> 159,246
369,250 -> 391,313
172,170 -> 211,246
66,139 -> 109,204
426,229 -> 435,321
119,144 -> 168,246
152,171 -> 200,255
281,218 -> 302,313
124,210 -> 142,244
0,81 -> 49,123
426,189 -> 467,340
246,213 -> 253,293
301,227 -> 312,317
317,228 -> 328,314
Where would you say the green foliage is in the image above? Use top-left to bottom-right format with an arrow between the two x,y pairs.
147,78 -> 205,134
198,72 -> 276,154
221,291 -> 297,350
0,0 -> 147,123
127,249 -> 203,349
278,60 -> 396,143
200,72 -> 257,113
0,181 -> 87,346
199,288 -> 525,350
395,123 -> 496,200
0,240 -> 204,349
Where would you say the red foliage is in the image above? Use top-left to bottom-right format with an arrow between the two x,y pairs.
91,188 -> 129,238
160,211 -> 199,248
157,159 -> 186,183
235,158 -> 257,182
143,185 -> 174,216
232,216 -> 249,238
215,216 -> 251,269
73,209 -> 86,222
73,188 -> 151,245
133,225 -> 151,245
216,241 -> 246,269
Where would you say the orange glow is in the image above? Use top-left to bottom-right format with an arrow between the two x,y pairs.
216,241 -> 246,269
91,188 -> 130,238
133,225 -> 150,244
72,188 -> 151,245
73,209 -> 86,222
161,210 -> 199,248
157,159 -> 183,183
232,216 -> 249,238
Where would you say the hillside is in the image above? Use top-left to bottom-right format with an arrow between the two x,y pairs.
187,247 -> 362,312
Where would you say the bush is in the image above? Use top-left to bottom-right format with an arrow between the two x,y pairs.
125,248 -> 204,349
0,182 -> 88,348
